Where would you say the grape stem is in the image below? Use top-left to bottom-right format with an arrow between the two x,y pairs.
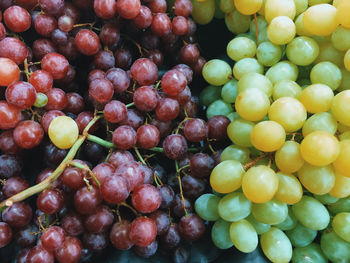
175,160 -> 188,217
86,134 -> 115,149
134,147 -> 147,165
254,13 -> 259,41
70,160 -> 101,188
243,154 -> 269,170
120,202 -> 140,216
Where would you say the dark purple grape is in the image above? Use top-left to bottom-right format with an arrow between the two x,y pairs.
2,202 -> 32,228
160,224 -> 180,250
178,214 -> 205,241
134,240 -> 158,258
158,185 -> 175,209
0,154 -> 22,178
189,153 -> 215,179
182,175 -> 205,199
183,118 -> 208,142
83,232 -> 109,251
14,224 -> 38,247
207,115 -> 230,141
149,210 -> 170,236
163,134 -> 187,160
84,206 -> 114,233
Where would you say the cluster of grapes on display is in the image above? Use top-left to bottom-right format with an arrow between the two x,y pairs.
195,0 -> 350,263
0,0 -> 224,262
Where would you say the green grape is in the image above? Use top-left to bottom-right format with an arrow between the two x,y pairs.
294,0 -> 308,15
339,68 -> 350,92
195,194 -> 221,221
272,80 -> 302,100
225,9 -> 252,34
295,13 -> 312,37
332,90 -> 350,126
308,0 -> 331,4
227,37 -> 257,61
237,73 -> 273,97
221,79 -> 238,104
227,119 -> 254,147
286,36 -> 319,66
206,100 -> 233,119
267,16 -> 296,45
332,212 -> 350,242
310,61 -> 342,91
257,28 -> 270,44
220,145 -> 251,164
199,85 -> 222,106
265,61 -> 299,84
252,198 -> 288,225
328,197 -> 350,215
227,112 -> 240,122
211,219 -> 234,249
229,220 -> 258,253
286,223 -> 317,247
218,192 -> 251,222
219,0 -> 234,13
299,84 -> 334,113
275,141 -> 304,174
331,26 -> 350,51
320,230 -> 350,263
314,41 -> 345,68
292,243 -> 328,263
292,196 -> 330,230
246,214 -> 271,235
260,227 -> 293,263
233,58 -> 264,80
275,207 -> 297,230
191,0 -> 215,25
275,173 -> 303,205
202,59 -> 232,86
314,193 -> 339,204
256,41 -> 282,67
214,0 -> 225,19
250,15 -> 268,35
236,33 -> 256,42
34,92 -> 48,108
302,112 -> 338,136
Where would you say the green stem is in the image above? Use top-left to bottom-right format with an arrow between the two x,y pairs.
87,134 -> 115,149
126,102 -> 135,108
150,147 -> 164,152
70,160 -> 85,170
134,147 -> 146,165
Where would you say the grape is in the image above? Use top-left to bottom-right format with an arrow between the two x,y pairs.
132,184 -> 161,213
3,202 -> 32,228
136,124 -> 160,149
101,174 -> 130,204
41,226 -> 65,251
221,79 -> 238,103
195,194 -> 220,221
227,119 -> 254,147
110,221 -> 133,250
84,206 -> 114,234
252,198 -> 288,225
220,145 -> 250,164
292,243 -> 328,263
332,212 -> 350,243
257,41 -> 282,66
41,53 -> 69,80
250,121 -> 286,152
202,59 -> 231,86
14,120 -> 44,149
303,4 -> 338,36
320,230 -> 350,263
0,37 -> 28,65
206,100 -> 233,119
48,116 -> 79,150
275,172 -> 303,204
74,185 -> 102,215
74,29 -> 100,56
267,16 -> 296,45
0,222 -> 12,248
0,58 -> 20,86
286,223 -> 317,248
331,90 -> 350,127
238,73 -> 273,97
37,188 -> 64,215
211,219 -> 233,249
199,85 -> 222,107
234,0 -> 262,14
129,217 -> 157,247
314,193 -> 339,204
178,214 -> 205,241
233,58 -> 264,80
163,134 -> 187,160
330,171 -> 350,198
217,192 -> 251,222
264,0 -> 296,23
226,37 -> 256,61
3,5 -> 31,32
225,9 -> 251,34
275,207 -> 297,230
230,220 -> 258,253
207,115 -> 230,141
112,125 -> 137,150
275,141 -> 304,174
246,214 -> 271,235
310,61 -> 342,90
55,236 -> 82,263
161,69 -> 187,96
302,112 -> 338,137
160,223 -> 180,249
191,0 -> 215,25
27,245 -> 54,263
265,61 -> 298,84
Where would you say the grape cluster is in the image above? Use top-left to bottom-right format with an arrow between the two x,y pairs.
0,0 -> 221,262
196,1 -> 350,263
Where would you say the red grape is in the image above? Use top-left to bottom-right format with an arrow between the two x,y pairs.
130,58 -> 158,86
104,100 -> 127,123
0,37 -> 27,65
112,125 -> 137,150
84,205 -> 114,233
132,184 -> 162,213
0,101 -> 21,129
0,222 -> 12,248
6,81 -> 37,109
36,188 -> 64,214
13,120 -> 44,149
116,0 -> 141,19
161,69 -> 187,96
89,78 -> 114,103
41,226 -> 66,251
136,124 -> 160,149
100,174 -> 130,204
129,217 -> 157,247
27,245 -> 54,263
74,185 -> 102,215
3,5 -> 31,32
41,53 -> 69,80
163,134 -> 188,160
74,29 -> 101,56
110,220 -> 134,250
94,0 -> 117,19
29,70 -> 53,93
0,58 -> 20,86
54,236 -> 82,263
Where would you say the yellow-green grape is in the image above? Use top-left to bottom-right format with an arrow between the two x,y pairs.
206,100 -> 233,119
295,13 -> 312,36
303,4 -> 338,36
220,145 -> 251,164
264,0 -> 296,23
221,79 -> 238,104
218,192 -> 251,222
336,0 -> 350,28
246,214 -> 271,235
235,88 -> 270,122
191,0 -> 215,25
195,194 -> 221,221
237,73 -> 273,97
227,119 -> 254,147
229,220 -> 258,253
331,26 -> 350,51
340,131 -> 350,141
233,58 -> 264,80
275,172 -> 303,204
227,37 -> 257,62
225,9 -> 252,34
310,61 -> 342,90
320,230 -> 350,263
267,16 -> 296,45
272,80 -> 302,100
250,15 -> 268,36
339,68 -> 350,91
211,219 -> 234,249
300,131 -> 340,166
333,140 -> 350,177
210,160 -> 245,193
257,27 -> 270,44
234,0 -> 262,15
292,244 -> 328,263
314,193 -> 339,204
252,198 -> 288,225
256,42 -> 282,67
292,196 -> 330,230
219,0 -> 234,13
332,212 -> 350,242
202,59 -> 232,86
48,116 -> 79,150
294,0 -> 308,15
250,121 -> 286,152
34,92 -> 48,108
214,0 -> 225,19
275,207 -> 298,230
309,0 -> 331,4
286,36 -> 319,66
302,112 -> 338,137
314,41 -> 345,67
329,171 -> 350,198
332,90 -> 350,126
286,223 -> 318,248
227,112 -> 240,122
242,165 -> 279,203
298,163 -> 335,195
275,141 -> 304,174
261,227 -> 293,263
299,84 -> 334,113
199,85 -> 222,107
258,0 -> 266,15
265,61 -> 299,84
268,97 -> 307,132
345,49 -> 350,72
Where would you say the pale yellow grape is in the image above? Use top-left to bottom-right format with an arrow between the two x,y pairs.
314,41 -> 345,67
275,141 -> 304,173
235,88 -> 270,121
331,26 -> 350,51
242,165 -> 279,203
333,140 -> 350,177
234,0 -> 262,15
295,13 -> 312,36
256,42 -> 282,67
227,37 -> 257,61
344,49 -> 350,72
273,80 -> 302,100
267,16 -> 296,45
339,68 -> 350,91
268,97 -> 307,132
233,58 -> 263,80
331,90 -> 350,126
336,0 -> 350,28
250,121 -> 286,152
310,62 -> 342,90
237,73 -> 273,96
275,173 -> 303,204
329,171 -> 350,198
298,163 -> 335,195
302,112 -> 338,136
220,145 -> 251,164
48,116 -> 79,150
258,0 -> 266,15
225,9 -> 251,34
286,36 -> 319,66
300,131 -> 340,166
338,122 -> 350,133
340,131 -> 350,141
309,0 -> 331,4
202,59 -> 232,86
227,119 -> 254,147
219,0 -> 234,13
229,220 -> 258,253
299,84 -> 334,113
303,4 -> 338,36
252,198 -> 288,225
191,0 -> 215,25
294,0 -> 308,15
265,61 -> 299,84
264,0 -> 296,23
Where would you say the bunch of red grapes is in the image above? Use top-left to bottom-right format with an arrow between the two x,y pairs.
0,0 -> 231,262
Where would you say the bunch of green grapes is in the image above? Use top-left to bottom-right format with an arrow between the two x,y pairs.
197,1 -> 350,262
